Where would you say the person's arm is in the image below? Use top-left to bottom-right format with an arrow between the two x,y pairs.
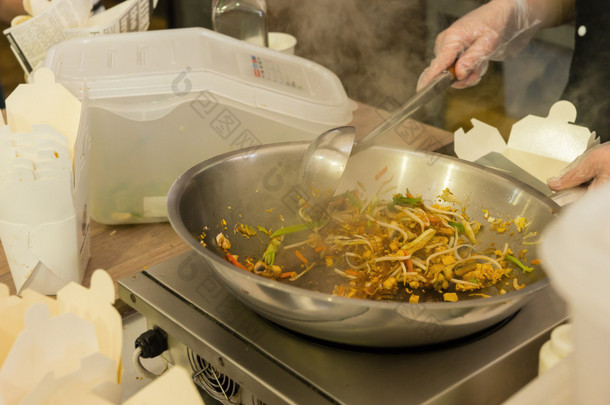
417,0 -> 575,90
0,0 -> 26,25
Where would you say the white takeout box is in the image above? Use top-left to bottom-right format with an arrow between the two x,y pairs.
454,100 -> 599,184
0,287 -> 58,366
0,125 -> 70,149
0,125 -> 72,179
6,69 -> 81,160
0,302 -> 101,404
0,147 -> 71,171
0,270 -> 203,404
0,68 -> 90,295
0,166 -> 80,295
0,271 -> 122,404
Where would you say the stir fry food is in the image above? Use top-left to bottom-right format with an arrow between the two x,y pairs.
210,184 -> 538,303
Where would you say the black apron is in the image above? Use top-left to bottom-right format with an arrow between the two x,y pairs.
562,0 -> 610,143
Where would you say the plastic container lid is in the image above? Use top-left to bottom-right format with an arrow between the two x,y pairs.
43,27 -> 354,127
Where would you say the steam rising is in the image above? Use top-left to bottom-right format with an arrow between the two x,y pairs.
267,2 -> 606,141
267,0 -> 427,109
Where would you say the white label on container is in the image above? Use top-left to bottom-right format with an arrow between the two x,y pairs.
247,53 -> 310,95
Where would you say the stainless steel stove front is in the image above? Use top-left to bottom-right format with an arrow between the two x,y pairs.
118,251 -> 567,405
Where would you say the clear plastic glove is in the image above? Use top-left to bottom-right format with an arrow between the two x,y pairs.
417,0 -> 541,90
548,142 -> 610,190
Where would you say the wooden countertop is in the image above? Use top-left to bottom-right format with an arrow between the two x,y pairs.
0,102 -> 453,297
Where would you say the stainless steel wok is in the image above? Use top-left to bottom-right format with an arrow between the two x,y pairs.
167,142 -> 559,347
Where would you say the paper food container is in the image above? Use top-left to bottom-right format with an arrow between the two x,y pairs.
1,271 -> 202,404
0,69 -> 90,296
454,100 -> 598,185
0,127 -> 81,295
43,27 -> 355,224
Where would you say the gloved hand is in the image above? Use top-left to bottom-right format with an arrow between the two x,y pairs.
417,0 -> 540,90
548,142 -> 610,190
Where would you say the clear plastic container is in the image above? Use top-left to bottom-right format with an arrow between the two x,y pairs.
540,183 -> 610,405
43,28 -> 354,224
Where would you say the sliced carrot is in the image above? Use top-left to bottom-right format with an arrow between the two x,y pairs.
401,249 -> 414,273
226,253 -> 247,271
335,284 -> 345,296
375,166 -> 388,180
295,249 -> 309,264
280,271 -> 296,278
345,269 -> 360,277
428,215 -> 442,224
315,245 -> 326,253
530,259 -> 541,265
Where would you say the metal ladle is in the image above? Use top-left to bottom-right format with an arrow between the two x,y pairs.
298,68 -> 457,215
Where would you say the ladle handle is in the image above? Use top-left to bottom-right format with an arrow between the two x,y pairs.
351,68 -> 456,155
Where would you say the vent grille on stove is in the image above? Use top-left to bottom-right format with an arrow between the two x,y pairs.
187,348 -> 241,404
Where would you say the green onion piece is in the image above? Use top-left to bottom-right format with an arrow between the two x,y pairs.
392,194 -> 422,206
262,237 -> 283,265
271,222 -> 318,237
256,225 -> 270,235
506,254 -> 534,273
448,221 -> 465,233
